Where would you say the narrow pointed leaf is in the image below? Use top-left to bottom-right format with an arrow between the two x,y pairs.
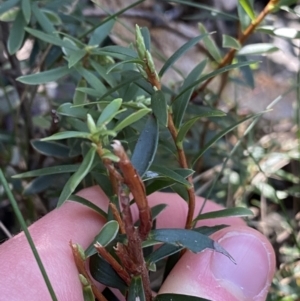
113,108 -> 151,132
57,147 -> 96,207
237,43 -> 279,56
68,50 -> 86,68
176,110 -> 226,146
12,164 -> 80,178
159,34 -> 207,77
31,140 -> 70,158
149,228 -> 235,263
151,90 -> 168,126
239,0 -> 255,20
31,2 -> 55,34
150,166 -> 191,187
68,195 -> 107,219
41,131 -> 90,141
128,276 -> 146,301
97,98 -> 122,126
88,19 -> 115,46
17,66 -> 70,85
222,34 -> 241,49
89,59 -> 117,87
173,60 -> 207,127
106,58 -> 144,74
0,0 -> 20,15
192,112 -> 264,166
131,115 -> 159,177
199,23 -> 222,63
7,10 -> 25,54
75,65 -> 106,94
175,61 -> 257,101
21,0 -> 31,23
73,79 -> 87,105
194,207 -> 253,222
85,220 -> 119,257
23,174 -> 61,195
90,254 -> 128,290
25,27 -> 77,49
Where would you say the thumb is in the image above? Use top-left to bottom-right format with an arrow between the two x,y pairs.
158,226 -> 276,301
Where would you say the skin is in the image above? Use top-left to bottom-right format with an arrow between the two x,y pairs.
0,186 -> 276,301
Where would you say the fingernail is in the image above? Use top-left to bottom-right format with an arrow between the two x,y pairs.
210,232 -> 271,300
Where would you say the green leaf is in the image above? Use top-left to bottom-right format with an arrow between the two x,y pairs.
41,9 -> 62,25
12,165 -> 80,178
172,60 -> 207,128
175,61 -> 257,101
141,27 -> 151,51
159,34 -> 207,77
41,131 -> 90,141
147,225 -> 227,264
106,58 -> 144,74
128,276 -> 145,301
273,27 -> 300,39
31,2 -> 55,34
194,207 -> 253,222
163,0 -> 238,21
176,109 -> 226,147
192,112 -> 263,166
198,23 -> 222,63
0,7 -> 19,22
89,59 -> 117,87
97,98 -> 123,126
57,103 -> 98,120
131,115 -> 159,177
89,19 -> 115,46
150,166 -> 191,187
75,65 -> 107,94
222,34 -> 241,50
23,174 -> 67,195
113,108 -> 151,132
25,27 -> 77,49
0,0 -> 19,15
57,147 -> 96,207
85,220 -> 119,257
155,294 -> 211,301
7,10 -> 25,54
73,79 -> 87,105
89,254 -> 128,290
68,195 -> 107,219
151,90 -> 168,126
97,45 -> 137,59
238,0 -> 255,21
17,66 -> 70,85
21,0 -> 31,24
31,140 -> 70,158
237,1 -> 251,30
149,228 -> 235,262
237,43 -> 279,56
67,50 -> 86,68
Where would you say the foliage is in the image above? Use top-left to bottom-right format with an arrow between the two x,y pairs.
0,0 -> 299,300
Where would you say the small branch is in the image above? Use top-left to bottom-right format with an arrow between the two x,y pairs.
117,185 -> 153,301
167,114 -> 195,229
109,203 -> 126,234
112,141 -> 152,240
94,243 -> 131,285
70,242 -> 108,301
197,0 -> 279,94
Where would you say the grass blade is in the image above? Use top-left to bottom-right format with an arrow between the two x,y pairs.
0,169 -> 58,301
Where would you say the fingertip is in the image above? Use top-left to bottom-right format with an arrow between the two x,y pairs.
159,226 -> 275,301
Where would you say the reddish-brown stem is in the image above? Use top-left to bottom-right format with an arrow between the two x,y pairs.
118,184 -> 153,301
112,141 -> 152,240
70,242 -> 108,301
167,114 -> 196,229
109,203 -> 126,234
94,243 -> 131,285
197,0 -> 278,93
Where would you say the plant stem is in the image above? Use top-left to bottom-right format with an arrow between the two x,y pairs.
0,169 -> 58,301
167,114 -> 196,229
198,0 -> 278,93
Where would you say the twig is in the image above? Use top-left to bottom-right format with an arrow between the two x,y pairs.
196,0 -> 279,94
